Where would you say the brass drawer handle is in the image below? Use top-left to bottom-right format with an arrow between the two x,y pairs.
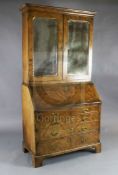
81,114 -> 89,121
51,131 -> 58,136
69,128 -> 74,132
83,108 -> 89,113
81,126 -> 88,132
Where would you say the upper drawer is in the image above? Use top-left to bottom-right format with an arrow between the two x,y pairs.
36,104 -> 100,127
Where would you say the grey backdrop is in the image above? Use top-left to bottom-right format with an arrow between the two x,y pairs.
0,0 -> 118,174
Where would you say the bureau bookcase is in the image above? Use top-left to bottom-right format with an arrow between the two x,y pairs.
21,3 -> 101,167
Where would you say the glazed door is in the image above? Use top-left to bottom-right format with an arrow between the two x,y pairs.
29,12 -> 63,82
63,15 -> 93,81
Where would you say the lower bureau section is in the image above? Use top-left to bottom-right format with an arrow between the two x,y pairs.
37,131 -> 99,155
22,83 -> 102,167
35,104 -> 101,156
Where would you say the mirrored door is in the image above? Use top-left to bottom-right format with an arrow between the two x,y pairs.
29,12 -> 63,82
63,15 -> 93,81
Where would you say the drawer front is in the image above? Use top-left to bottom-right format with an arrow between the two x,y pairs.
37,131 -> 99,155
37,121 -> 99,140
35,104 -> 100,141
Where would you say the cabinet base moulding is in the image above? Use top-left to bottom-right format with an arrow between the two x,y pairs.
23,142 -> 101,168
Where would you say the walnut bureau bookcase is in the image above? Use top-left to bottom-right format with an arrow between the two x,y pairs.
21,3 -> 102,167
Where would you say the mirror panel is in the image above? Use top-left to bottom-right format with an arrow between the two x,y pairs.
33,18 -> 58,76
67,21 -> 89,76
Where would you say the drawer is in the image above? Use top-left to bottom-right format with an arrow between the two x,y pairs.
36,104 -> 100,128
37,131 -> 99,155
36,121 -> 99,141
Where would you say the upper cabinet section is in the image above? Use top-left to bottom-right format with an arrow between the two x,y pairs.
21,4 -> 95,84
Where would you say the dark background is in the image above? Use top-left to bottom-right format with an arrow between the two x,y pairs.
0,0 -> 118,174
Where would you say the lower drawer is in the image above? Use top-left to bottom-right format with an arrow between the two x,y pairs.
37,131 -> 99,155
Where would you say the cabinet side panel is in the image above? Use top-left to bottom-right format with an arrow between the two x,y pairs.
22,12 -> 29,84
22,84 -> 35,154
